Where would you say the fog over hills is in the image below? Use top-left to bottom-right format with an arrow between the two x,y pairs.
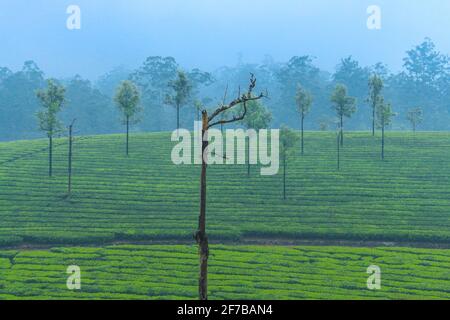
1,0 -> 449,79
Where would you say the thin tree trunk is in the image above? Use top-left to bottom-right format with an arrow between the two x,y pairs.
126,116 -> 129,156
381,122 -> 385,160
283,152 -> 286,200
337,132 -> 341,171
247,140 -> 250,176
340,115 -> 344,147
372,105 -> 375,137
49,135 -> 53,177
196,111 -> 209,301
177,104 -> 180,131
301,113 -> 304,155
68,124 -> 74,195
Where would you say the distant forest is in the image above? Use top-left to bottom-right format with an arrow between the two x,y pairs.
1,38 -> 449,141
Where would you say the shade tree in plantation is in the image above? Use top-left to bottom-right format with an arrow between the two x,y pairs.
336,129 -> 341,171
295,84 -> 313,155
376,98 -> 396,160
330,84 -> 357,146
165,71 -> 193,130
67,119 -> 76,196
195,74 -> 266,300
237,100 -> 272,176
333,56 -> 371,128
36,79 -> 66,177
280,125 -> 299,200
367,74 -> 384,136
114,80 -> 141,156
333,56 -> 371,99
407,107 -> 423,133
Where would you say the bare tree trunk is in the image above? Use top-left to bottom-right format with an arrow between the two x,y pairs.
126,116 -> 129,156
190,75 -> 264,300
49,135 -> 53,177
340,115 -> 344,147
196,111 -> 209,301
301,113 -> 305,155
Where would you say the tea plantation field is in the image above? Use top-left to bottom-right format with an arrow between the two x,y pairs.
1,132 -> 450,246
0,245 -> 449,300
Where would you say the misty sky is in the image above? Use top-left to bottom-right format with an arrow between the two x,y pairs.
1,0 -> 449,80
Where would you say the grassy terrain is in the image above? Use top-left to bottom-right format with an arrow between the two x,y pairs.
1,132 -> 450,246
0,244 -> 449,300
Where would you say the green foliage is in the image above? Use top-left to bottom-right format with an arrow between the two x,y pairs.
0,244 -> 450,300
367,75 -> 383,109
165,71 -> 193,109
2,132 -> 450,244
280,125 -> 298,157
193,100 -> 203,121
403,37 -> 449,86
114,80 -> 141,124
239,100 -> 272,130
334,56 -> 370,99
295,85 -> 313,117
407,107 -> 423,130
36,79 -> 66,137
376,99 -> 396,129
63,76 -> 117,135
330,84 -> 357,119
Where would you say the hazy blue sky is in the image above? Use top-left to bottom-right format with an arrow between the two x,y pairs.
0,0 -> 449,80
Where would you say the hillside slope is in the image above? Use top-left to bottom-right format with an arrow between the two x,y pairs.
0,132 -> 449,246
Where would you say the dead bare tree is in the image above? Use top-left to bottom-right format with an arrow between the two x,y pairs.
195,74 -> 266,300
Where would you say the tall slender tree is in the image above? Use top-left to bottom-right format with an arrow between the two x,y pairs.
195,75 -> 266,300
295,84 -> 313,155
36,79 -> 66,177
114,80 -> 141,156
165,71 -> 193,130
376,99 -> 396,160
280,126 -> 299,200
336,130 -> 341,171
194,100 -> 203,122
330,84 -> 357,147
407,107 -> 423,133
239,100 -> 272,176
367,74 -> 383,136
67,119 -> 76,196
